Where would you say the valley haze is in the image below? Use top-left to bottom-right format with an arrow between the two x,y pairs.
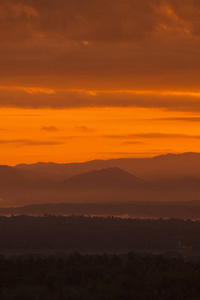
0,152 -> 200,219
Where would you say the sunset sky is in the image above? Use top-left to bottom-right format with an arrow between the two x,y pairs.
1,0 -> 200,165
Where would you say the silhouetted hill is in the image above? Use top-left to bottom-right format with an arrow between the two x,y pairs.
0,165 -> 30,188
3,155 -> 200,206
60,167 -> 148,189
15,152 -> 200,181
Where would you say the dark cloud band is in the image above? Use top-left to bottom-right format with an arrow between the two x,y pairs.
0,88 -> 200,112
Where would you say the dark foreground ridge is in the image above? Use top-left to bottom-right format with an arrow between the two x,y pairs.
0,253 -> 200,299
1,215 -> 200,257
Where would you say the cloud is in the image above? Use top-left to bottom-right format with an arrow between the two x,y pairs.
0,0 -> 199,93
0,0 -> 161,43
42,126 -> 59,132
24,88 -> 55,95
1,39 -> 199,91
102,133 -> 200,139
167,0 -> 200,37
75,126 -> 93,132
152,117 -> 200,122
1,87 -> 200,112
122,141 -> 147,145
0,139 -> 64,146
1,0 -> 200,43
97,150 -> 172,156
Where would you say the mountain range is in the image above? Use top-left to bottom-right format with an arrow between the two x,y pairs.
0,152 -> 200,206
15,152 -> 200,180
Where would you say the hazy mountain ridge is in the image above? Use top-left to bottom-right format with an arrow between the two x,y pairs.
15,152 -> 200,181
3,164 -> 200,192
1,153 -> 200,206
0,165 -> 30,188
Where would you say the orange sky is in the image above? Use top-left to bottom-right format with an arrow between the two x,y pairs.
1,0 -> 200,165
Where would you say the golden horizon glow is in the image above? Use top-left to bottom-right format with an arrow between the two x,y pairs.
0,105 -> 200,166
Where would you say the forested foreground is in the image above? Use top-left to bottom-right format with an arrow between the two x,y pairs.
0,253 -> 200,299
1,215 -> 200,255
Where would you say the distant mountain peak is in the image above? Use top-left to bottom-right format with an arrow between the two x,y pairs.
64,167 -> 146,189
68,167 -> 137,178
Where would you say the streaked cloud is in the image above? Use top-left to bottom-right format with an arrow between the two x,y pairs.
75,126 -> 93,132
152,117 -> 200,122
42,126 -> 59,132
24,88 -> 55,95
122,141 -> 147,145
0,139 -> 64,146
102,133 -> 200,140
97,150 -> 172,156
0,87 -> 200,112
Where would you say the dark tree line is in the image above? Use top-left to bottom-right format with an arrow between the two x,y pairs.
0,215 -> 200,255
0,253 -> 200,299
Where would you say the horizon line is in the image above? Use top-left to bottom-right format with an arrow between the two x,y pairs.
2,151 -> 199,167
